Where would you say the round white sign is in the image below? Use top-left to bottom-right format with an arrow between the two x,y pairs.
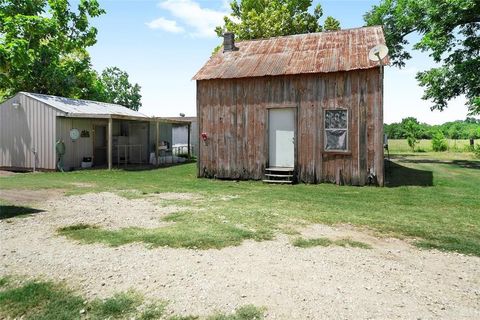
70,128 -> 80,140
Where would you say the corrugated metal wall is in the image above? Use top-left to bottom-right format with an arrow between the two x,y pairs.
197,69 -> 384,185
0,93 -> 61,170
56,117 -> 98,169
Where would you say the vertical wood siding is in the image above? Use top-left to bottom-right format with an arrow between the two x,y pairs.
197,68 -> 384,185
0,93 -> 61,170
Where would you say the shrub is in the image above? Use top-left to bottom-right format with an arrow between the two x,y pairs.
474,145 -> 480,158
431,131 -> 448,152
403,119 -> 419,151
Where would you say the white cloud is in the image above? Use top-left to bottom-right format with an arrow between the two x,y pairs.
158,0 -> 228,38
146,17 -> 185,33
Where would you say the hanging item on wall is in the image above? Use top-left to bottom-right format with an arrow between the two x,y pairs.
80,130 -> 90,138
69,128 -> 80,141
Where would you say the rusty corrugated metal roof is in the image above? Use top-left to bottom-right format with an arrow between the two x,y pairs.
193,26 -> 388,80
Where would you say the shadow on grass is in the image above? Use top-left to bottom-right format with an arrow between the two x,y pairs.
0,206 -> 45,220
390,155 -> 480,170
385,160 -> 433,187
401,159 -> 480,170
122,160 -> 196,172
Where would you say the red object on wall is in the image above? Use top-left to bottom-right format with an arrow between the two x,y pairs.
201,132 -> 208,141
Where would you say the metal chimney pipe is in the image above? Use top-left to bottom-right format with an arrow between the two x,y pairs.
223,32 -> 238,52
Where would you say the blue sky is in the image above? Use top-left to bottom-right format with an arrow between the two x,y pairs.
87,0 -> 474,124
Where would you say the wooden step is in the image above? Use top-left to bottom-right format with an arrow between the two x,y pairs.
265,167 -> 294,172
265,173 -> 293,178
262,179 -> 293,184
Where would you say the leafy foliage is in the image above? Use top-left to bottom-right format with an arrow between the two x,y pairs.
215,0 -> 340,41
0,0 -> 105,100
324,16 -> 341,31
403,118 -> 420,151
385,117 -> 480,140
431,131 -> 448,152
365,0 -> 480,114
0,0 -> 142,110
99,67 -> 142,111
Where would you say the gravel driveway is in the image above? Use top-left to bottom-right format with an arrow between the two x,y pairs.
1,192 -> 479,319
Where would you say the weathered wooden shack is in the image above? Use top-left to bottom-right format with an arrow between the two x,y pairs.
193,26 -> 388,186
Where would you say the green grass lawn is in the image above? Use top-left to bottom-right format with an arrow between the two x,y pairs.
1,154 -> 479,256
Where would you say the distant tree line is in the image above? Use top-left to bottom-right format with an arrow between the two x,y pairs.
385,118 -> 480,140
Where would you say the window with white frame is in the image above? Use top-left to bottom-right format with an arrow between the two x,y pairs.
324,109 -> 348,151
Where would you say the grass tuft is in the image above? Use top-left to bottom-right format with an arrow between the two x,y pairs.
216,304 -> 264,320
58,223 -> 98,232
0,276 -> 10,288
90,291 -> 142,318
0,280 -> 83,319
293,237 -> 372,249
57,223 -> 262,250
139,302 -> 167,320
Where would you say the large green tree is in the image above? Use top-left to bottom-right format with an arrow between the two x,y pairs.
365,0 -> 480,115
215,0 -> 340,41
99,67 -> 142,111
0,0 -> 105,100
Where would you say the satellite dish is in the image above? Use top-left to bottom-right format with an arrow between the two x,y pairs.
368,44 -> 389,63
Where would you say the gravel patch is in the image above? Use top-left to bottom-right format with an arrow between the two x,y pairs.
37,192 -> 180,230
1,192 -> 479,319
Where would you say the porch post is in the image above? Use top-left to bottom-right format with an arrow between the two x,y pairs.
155,120 -> 159,166
187,123 -> 191,159
108,117 -> 112,170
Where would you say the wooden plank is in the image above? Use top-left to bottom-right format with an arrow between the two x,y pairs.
313,76 -> 323,183
350,71 -> 360,185
377,67 -> 385,186
196,82 -> 200,176
358,70 -> 368,185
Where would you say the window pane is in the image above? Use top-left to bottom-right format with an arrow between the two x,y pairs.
325,129 -> 347,150
325,110 -> 347,129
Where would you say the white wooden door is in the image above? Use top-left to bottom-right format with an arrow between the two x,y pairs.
268,108 -> 295,168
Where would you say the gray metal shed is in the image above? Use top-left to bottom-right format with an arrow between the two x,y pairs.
0,92 -> 151,171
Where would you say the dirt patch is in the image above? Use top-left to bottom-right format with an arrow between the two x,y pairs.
0,189 -> 64,205
69,182 -> 95,188
152,192 -> 200,201
299,224 -> 409,250
0,170 -> 17,177
1,199 -> 479,320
